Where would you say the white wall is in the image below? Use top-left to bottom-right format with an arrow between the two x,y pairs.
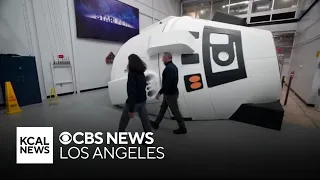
32,0 -> 75,96
0,0 -> 31,55
0,0 -> 46,103
0,0 -> 28,104
280,60 -> 290,77
67,0 -> 180,91
0,0 -> 180,102
311,58 -> 320,103
288,0 -> 320,104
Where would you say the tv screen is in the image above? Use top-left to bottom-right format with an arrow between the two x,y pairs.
74,0 -> 139,43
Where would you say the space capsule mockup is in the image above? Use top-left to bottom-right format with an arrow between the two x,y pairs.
108,16 -> 284,130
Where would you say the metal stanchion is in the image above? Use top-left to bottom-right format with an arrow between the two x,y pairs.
281,76 -> 285,88
284,72 -> 294,106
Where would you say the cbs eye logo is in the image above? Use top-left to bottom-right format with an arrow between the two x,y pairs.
59,132 -> 72,145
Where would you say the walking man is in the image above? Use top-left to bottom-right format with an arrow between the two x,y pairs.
150,52 -> 187,134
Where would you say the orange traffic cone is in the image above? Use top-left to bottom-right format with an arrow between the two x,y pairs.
5,82 -> 22,114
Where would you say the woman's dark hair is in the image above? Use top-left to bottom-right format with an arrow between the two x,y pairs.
127,54 -> 147,73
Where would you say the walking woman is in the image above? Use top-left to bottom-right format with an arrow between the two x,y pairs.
118,54 -> 152,134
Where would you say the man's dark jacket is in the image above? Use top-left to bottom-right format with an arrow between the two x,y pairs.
159,61 -> 179,95
126,71 -> 147,112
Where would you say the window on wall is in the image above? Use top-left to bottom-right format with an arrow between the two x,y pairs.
229,0 -> 250,15
273,0 -> 298,10
252,0 -> 273,13
183,3 -> 199,18
212,0 -> 229,14
183,2 -> 211,19
198,2 -> 211,19
182,0 -> 302,24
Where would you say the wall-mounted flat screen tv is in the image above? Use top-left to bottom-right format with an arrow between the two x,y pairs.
74,0 -> 139,43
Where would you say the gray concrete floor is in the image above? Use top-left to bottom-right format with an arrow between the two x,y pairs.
1,89 -> 320,178
281,86 -> 320,128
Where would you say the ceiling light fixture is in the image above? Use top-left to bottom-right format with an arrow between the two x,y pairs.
222,1 -> 250,8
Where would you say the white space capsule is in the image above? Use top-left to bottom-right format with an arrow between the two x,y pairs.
109,16 -> 283,130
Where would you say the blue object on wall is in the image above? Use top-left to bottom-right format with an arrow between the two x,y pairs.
0,55 -> 42,107
74,0 -> 140,43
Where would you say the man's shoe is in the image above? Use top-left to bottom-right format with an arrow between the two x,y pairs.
173,128 -> 187,134
150,121 -> 159,130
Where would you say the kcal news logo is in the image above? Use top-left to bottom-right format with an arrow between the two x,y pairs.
16,127 -> 53,164
16,127 -> 165,164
